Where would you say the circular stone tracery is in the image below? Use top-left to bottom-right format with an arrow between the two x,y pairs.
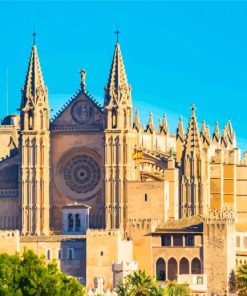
63,155 -> 101,194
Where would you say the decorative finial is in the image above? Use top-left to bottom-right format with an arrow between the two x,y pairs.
191,104 -> 196,114
80,69 -> 86,91
114,27 -> 120,43
32,29 -> 37,45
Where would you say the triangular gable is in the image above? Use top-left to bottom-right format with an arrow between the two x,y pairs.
51,89 -> 105,132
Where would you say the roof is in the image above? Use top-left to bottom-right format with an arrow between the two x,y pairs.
155,215 -> 205,232
50,88 -> 103,124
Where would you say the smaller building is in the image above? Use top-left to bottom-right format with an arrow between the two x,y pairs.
62,204 -> 90,235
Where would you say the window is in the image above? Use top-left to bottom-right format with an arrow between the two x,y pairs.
186,236 -> 195,247
75,214 -> 81,232
144,193 -> 148,202
161,235 -> 171,247
243,237 -> 247,249
112,109 -> 117,129
197,277 -> 203,284
47,249 -> 51,260
67,248 -> 74,260
68,213 -> 73,232
58,249 -> 62,260
236,236 -> 241,248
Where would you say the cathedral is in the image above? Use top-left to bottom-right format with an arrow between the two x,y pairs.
0,37 -> 247,295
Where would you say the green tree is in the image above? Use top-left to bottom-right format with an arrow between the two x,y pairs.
236,263 -> 247,296
0,249 -> 86,296
163,281 -> 191,296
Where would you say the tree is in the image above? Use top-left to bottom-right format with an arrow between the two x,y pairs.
116,271 -> 191,296
163,281 -> 191,296
0,249 -> 86,296
236,263 -> 247,296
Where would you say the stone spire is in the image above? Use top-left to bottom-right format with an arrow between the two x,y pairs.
176,116 -> 185,142
200,121 -> 210,146
227,119 -> 235,144
21,44 -> 47,108
146,112 -> 155,133
213,121 -> 220,142
206,124 -> 211,143
184,104 -> 201,157
159,113 -> 169,135
222,125 -> 229,147
104,41 -> 131,106
133,110 -> 141,131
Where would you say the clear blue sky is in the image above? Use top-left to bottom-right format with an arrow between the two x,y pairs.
0,1 -> 247,152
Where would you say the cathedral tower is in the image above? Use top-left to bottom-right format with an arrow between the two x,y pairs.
104,40 -> 134,230
180,105 -> 209,217
19,42 -> 50,235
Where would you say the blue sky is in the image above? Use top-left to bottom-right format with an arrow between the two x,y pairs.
1,1 -> 247,152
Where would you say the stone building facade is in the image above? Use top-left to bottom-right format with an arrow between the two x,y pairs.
0,38 -> 247,295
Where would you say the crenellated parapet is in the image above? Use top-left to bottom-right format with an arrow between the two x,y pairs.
127,218 -> 160,232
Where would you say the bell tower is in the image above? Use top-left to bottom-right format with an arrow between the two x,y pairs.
19,40 -> 50,235
104,40 -> 134,230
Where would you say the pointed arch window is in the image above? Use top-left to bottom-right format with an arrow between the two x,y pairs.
112,108 -> 117,129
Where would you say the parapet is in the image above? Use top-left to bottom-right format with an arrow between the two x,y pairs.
127,218 -> 160,232
86,228 -> 121,237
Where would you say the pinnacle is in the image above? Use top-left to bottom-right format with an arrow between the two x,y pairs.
146,112 -> 155,133
22,44 -> 46,106
105,41 -> 129,101
177,116 -> 185,141
133,110 -> 141,131
184,105 -> 201,156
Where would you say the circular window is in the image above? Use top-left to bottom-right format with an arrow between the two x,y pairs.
63,155 -> 101,194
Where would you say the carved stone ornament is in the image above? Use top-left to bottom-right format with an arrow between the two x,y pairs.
71,100 -> 94,124
63,154 -> 101,194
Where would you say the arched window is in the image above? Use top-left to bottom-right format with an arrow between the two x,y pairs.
179,257 -> 189,274
124,110 -> 127,128
112,108 -> 117,129
75,214 -> 81,232
191,258 -> 201,274
156,258 -> 166,281
68,213 -> 73,232
168,257 -> 178,280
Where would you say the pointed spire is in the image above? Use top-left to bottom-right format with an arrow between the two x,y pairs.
206,124 -> 211,143
104,41 -> 130,105
177,116 -> 185,142
133,110 -> 141,131
227,118 -> 235,144
21,44 -> 46,108
200,121 -> 210,145
146,112 -> 155,133
160,113 -> 169,135
213,121 -> 220,142
222,125 -> 229,147
184,104 -> 201,157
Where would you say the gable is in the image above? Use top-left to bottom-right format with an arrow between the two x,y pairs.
51,90 -> 105,132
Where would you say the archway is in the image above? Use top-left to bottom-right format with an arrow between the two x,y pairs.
156,258 -> 166,281
168,257 -> 178,280
179,257 -> 189,274
191,258 -> 201,274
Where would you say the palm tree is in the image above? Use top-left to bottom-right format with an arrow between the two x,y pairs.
126,270 -> 156,296
164,281 -> 190,296
236,263 -> 247,296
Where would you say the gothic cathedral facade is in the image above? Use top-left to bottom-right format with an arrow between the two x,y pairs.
0,39 -> 247,295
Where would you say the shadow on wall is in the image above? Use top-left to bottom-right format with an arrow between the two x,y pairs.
59,239 -> 86,282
